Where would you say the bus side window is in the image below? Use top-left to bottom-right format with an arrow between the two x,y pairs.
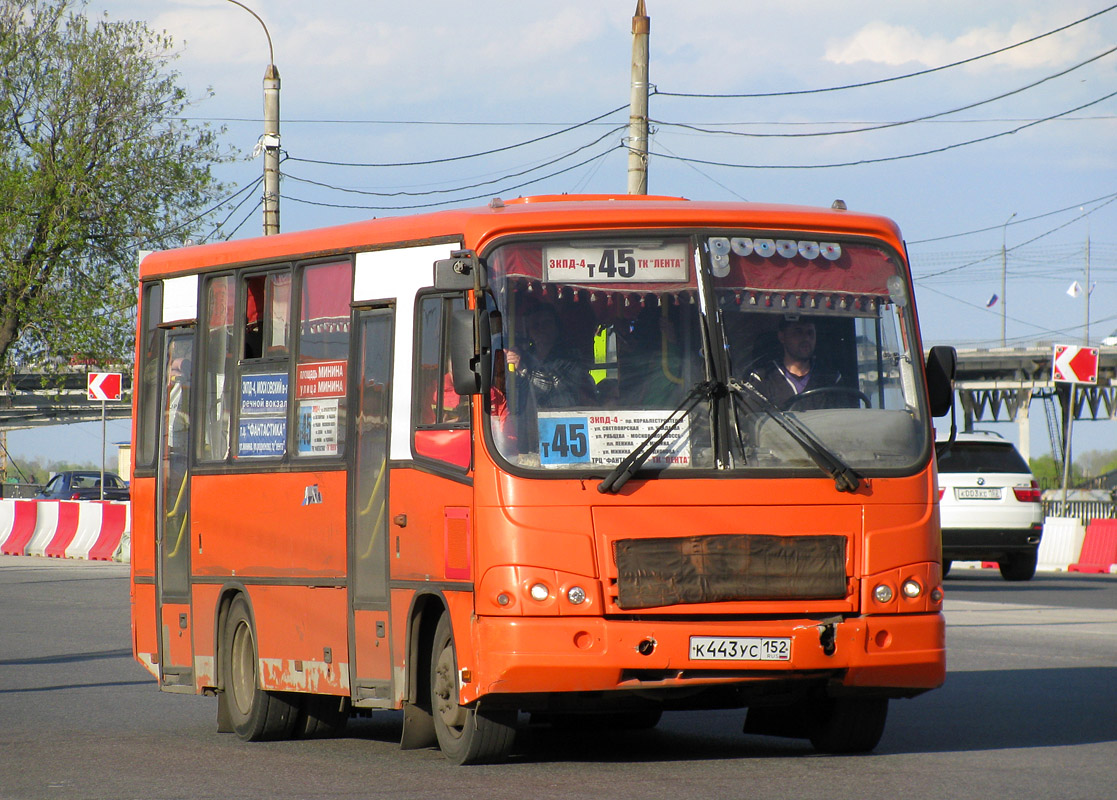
199,274 -> 235,462
413,293 -> 470,469
135,280 -> 164,471
242,271 -> 291,361
243,276 -> 265,359
294,260 -> 352,459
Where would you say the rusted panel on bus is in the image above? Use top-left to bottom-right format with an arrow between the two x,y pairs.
614,534 -> 847,609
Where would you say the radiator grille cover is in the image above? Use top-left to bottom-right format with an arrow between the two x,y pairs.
614,533 -> 847,609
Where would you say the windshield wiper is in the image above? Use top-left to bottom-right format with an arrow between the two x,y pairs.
728,377 -> 862,493
597,380 -> 717,494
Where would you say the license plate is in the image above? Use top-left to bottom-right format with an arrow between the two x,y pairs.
689,636 -> 791,661
955,487 -> 1001,500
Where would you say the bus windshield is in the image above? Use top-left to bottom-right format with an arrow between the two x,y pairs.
484,232 -> 928,476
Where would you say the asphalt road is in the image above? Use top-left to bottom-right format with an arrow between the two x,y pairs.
1,555 -> 1114,800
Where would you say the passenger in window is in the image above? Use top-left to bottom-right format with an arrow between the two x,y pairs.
505,304 -> 594,409
748,316 -> 840,408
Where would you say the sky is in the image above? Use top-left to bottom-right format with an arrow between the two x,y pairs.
8,0 -> 1117,471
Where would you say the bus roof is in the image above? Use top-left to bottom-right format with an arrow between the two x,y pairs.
139,194 -> 906,278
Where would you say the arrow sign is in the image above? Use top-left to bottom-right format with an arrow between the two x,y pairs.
87,372 -> 123,401
1052,345 -> 1098,385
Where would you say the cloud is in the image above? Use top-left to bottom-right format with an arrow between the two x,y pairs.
825,13 -> 1101,70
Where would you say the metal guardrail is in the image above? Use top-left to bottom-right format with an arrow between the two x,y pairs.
1,483 -> 42,499
1042,500 -> 1117,524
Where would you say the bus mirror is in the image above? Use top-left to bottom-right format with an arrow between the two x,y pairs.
925,345 -> 956,418
434,251 -> 487,290
449,308 -> 488,396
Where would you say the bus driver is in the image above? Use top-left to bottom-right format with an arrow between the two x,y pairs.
748,316 -> 840,408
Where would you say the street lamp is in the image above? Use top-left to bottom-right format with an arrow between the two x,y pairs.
1000,212 -> 1018,346
225,0 -> 280,236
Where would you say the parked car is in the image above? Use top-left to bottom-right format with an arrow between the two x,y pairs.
936,431 -> 1043,581
36,470 -> 130,501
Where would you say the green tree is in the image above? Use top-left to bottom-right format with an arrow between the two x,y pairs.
0,0 -> 229,372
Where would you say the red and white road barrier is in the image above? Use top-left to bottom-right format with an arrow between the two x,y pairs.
1069,519 -> 1117,574
0,500 -> 38,556
0,499 -> 130,561
1038,517 -> 1087,572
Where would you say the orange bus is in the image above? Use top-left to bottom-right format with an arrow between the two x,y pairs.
130,195 -> 957,764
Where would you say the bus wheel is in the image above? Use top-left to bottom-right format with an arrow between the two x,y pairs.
221,596 -> 298,741
430,614 -> 516,764
942,559 -> 952,577
807,696 -> 888,754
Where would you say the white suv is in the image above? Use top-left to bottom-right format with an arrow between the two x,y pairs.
936,430 -> 1044,581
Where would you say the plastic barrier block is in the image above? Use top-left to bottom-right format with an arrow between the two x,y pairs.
1069,519 -> 1117,573
1038,517 -> 1087,572
44,502 -> 82,558
88,502 -> 128,561
66,503 -> 104,560
0,500 -> 38,556
25,501 -> 61,557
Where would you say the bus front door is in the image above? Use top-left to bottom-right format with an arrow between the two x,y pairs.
156,331 -> 195,689
348,307 -> 395,705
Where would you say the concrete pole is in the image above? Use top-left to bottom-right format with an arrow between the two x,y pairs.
999,211 -> 1015,347
626,0 -> 650,195
225,2 -> 280,235
263,63 -> 281,235
1084,223 -> 1091,345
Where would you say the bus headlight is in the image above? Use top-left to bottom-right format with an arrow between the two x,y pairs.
566,586 -> 587,605
529,583 -> 550,602
873,583 -> 894,604
901,579 -> 923,599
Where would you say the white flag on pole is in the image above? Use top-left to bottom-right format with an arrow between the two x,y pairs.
1066,280 -> 1083,298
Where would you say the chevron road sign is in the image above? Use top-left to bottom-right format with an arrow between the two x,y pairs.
1052,345 -> 1099,385
87,372 -> 123,401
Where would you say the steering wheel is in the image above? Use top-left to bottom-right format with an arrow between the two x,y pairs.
782,386 -> 871,411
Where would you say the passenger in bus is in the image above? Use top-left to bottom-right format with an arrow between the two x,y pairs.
747,316 -> 840,408
505,304 -> 593,409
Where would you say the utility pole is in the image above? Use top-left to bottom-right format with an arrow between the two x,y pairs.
626,0 -> 650,195
226,1 -> 280,235
263,61 -> 281,235
999,211 -> 1015,347
1083,212 -> 1091,345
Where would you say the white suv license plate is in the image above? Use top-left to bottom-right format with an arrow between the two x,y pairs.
689,636 -> 791,662
955,487 -> 1001,500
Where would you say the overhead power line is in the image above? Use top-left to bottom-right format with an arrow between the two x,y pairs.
654,4 -> 1117,99
281,126 -> 626,199
648,89 -> 1117,171
909,191 -> 1117,244
653,45 -> 1117,139
283,147 -> 621,212
916,194 -> 1117,281
284,104 -> 628,169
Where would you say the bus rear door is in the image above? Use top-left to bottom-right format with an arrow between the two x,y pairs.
348,306 -> 395,704
157,330 -> 195,690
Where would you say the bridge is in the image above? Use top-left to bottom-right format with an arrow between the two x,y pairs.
0,372 -> 132,429
952,345 -> 1117,463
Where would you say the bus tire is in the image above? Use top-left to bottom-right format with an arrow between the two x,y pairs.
430,614 -> 516,765
807,696 -> 888,754
221,596 -> 298,741
942,559 -> 952,577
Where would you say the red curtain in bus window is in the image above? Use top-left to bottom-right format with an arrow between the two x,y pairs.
724,245 -> 896,296
300,261 -> 352,361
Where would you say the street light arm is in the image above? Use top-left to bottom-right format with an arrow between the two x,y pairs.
224,0 -> 274,67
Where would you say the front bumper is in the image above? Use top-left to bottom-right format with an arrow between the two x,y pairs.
462,611 -> 945,706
